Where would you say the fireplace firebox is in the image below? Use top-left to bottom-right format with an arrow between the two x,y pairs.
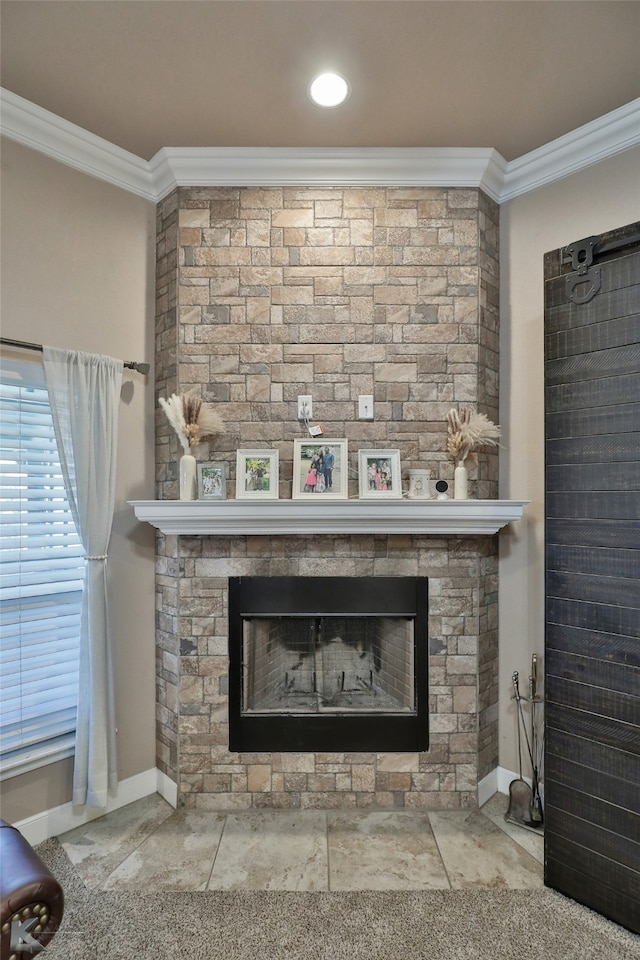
228,576 -> 429,753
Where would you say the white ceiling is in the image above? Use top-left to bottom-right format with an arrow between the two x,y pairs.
2,0 -> 640,164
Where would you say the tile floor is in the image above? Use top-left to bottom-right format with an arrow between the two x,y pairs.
58,792 -> 544,892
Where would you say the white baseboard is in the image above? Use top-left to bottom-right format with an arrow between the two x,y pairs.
477,768 -> 498,806
156,768 -> 178,808
13,767 -> 167,845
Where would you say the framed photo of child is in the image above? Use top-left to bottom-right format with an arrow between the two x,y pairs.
358,449 -> 402,500
235,449 -> 280,500
292,439 -> 348,500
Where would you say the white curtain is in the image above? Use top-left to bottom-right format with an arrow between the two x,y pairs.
43,347 -> 123,808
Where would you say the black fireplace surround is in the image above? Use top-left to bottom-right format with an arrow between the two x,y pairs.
228,576 -> 429,753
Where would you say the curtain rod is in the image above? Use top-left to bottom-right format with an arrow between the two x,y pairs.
0,337 -> 150,376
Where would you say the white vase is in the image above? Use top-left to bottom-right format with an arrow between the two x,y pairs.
454,460 -> 468,500
179,453 -> 197,500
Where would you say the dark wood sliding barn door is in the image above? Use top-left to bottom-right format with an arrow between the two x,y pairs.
544,220 -> 640,933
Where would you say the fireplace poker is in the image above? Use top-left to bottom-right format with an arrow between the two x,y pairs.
528,655 -> 544,823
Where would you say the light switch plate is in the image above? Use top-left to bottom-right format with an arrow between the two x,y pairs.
358,395 -> 374,420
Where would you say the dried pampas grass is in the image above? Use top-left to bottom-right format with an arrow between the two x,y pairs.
159,392 -> 225,453
447,408 -> 501,463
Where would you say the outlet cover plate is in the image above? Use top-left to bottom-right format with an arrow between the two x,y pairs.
298,395 -> 313,420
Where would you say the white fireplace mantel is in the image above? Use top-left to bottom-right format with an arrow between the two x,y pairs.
129,499 -> 528,536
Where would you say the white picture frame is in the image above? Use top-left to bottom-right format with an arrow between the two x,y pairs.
292,439 -> 349,500
235,449 -> 280,500
358,449 -> 402,499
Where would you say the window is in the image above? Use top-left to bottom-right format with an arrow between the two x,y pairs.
0,357 -> 84,778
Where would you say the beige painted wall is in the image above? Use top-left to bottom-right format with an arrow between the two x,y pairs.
498,145 -> 640,777
0,138 -> 157,822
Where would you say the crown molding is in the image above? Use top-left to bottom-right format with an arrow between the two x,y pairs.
149,145 -> 507,202
500,97 -> 640,201
1,87 -> 638,204
0,88 -> 156,200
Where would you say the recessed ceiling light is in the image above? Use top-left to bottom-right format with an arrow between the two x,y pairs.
308,72 -> 350,108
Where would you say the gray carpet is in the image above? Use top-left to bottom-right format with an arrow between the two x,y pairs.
36,838 -> 639,960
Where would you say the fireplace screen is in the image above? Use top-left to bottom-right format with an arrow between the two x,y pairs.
228,576 -> 428,753
243,616 -> 414,714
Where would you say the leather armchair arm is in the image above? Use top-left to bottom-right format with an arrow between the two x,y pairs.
0,820 -> 64,960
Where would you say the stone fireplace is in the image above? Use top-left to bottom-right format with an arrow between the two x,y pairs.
153,184 -> 501,811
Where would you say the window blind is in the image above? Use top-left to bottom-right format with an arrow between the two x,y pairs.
0,366 -> 84,777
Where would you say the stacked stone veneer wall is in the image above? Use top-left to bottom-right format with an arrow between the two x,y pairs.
154,186 -> 500,810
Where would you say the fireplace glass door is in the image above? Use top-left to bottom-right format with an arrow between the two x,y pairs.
243,616 -> 414,715
229,576 -> 428,753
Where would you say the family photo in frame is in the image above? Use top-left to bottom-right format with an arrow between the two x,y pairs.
358,449 -> 402,499
292,439 -> 348,500
235,449 -> 279,500
197,461 -> 227,500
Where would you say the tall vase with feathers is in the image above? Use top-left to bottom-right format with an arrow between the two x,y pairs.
446,408 -> 501,500
159,392 -> 225,500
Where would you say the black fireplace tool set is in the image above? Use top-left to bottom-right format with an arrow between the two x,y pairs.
506,654 -> 544,833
